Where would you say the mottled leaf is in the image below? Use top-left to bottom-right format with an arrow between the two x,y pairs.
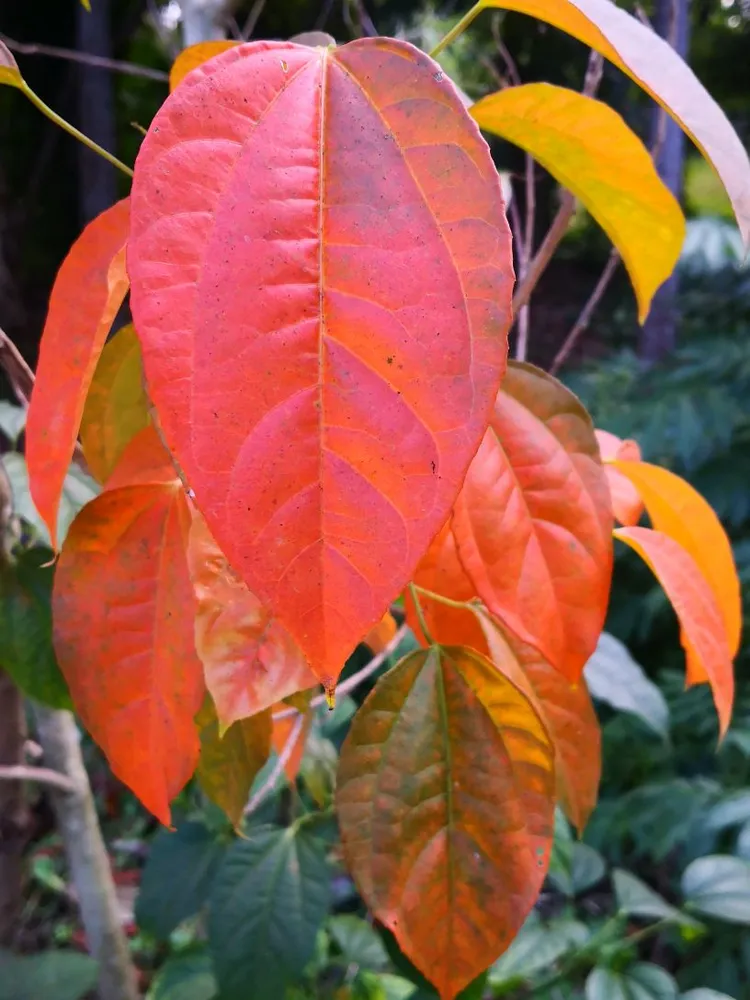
128,39 -> 513,688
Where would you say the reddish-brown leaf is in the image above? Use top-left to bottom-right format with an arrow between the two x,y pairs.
128,39 -> 513,689
337,645 -> 554,999
187,510 -> 316,731
615,526 -> 734,735
26,199 -> 130,548
595,428 -> 644,527
452,362 -> 613,682
52,428 -> 204,824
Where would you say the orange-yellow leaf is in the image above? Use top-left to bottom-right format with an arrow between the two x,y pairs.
614,526 -> 733,736
478,615 -> 600,834
271,699 -> 314,783
187,511 -> 316,731
26,199 -> 130,549
195,696 -> 272,828
479,0 -> 750,245
128,39 -> 513,689
337,645 -> 554,1000
52,434 -> 204,825
80,324 -> 151,484
451,362 -> 613,683
0,41 -> 23,89
471,84 -> 685,321
169,40 -> 239,91
363,611 -> 398,654
613,461 -> 741,665
595,428 -> 643,527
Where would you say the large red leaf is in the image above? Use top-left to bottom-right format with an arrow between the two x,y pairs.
128,39 -> 513,689
452,362 -> 613,682
187,510 -> 317,731
615,526 -> 734,736
26,199 -> 130,549
52,428 -> 204,824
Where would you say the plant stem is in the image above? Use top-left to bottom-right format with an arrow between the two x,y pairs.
412,584 -> 474,613
550,248 -> 620,374
512,191 -> 576,315
429,3 -> 484,58
1,33 -> 168,81
409,583 -> 436,645
20,82 -> 133,179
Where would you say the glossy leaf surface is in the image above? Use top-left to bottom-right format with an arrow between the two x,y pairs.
337,645 -> 554,999
169,40 -> 238,91
472,84 -> 684,321
26,198 -> 130,548
80,324 -> 151,484
595,429 -> 643,527
452,362 -> 613,682
480,0 -> 750,244
52,430 -> 204,824
614,527 -> 733,735
187,511 -> 316,730
128,39 -> 513,688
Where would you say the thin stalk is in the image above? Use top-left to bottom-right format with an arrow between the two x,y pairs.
408,583 -> 435,645
21,82 -> 133,179
412,584 -> 475,613
429,3 -> 484,58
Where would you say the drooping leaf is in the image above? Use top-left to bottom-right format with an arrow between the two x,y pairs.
478,0 -> 750,245
128,39 -> 513,689
195,696 -> 272,828
595,429 -> 644,527
614,527 -> 733,736
0,41 -> 23,89
337,645 -> 555,1000
135,822 -> 227,939
583,632 -> 670,738
682,855 -> 750,924
147,952 -> 217,1000
187,511 -> 316,730
80,324 -> 151,484
209,823 -> 332,1000
26,198 -> 130,549
613,869 -> 700,929
169,40 -> 239,91
612,461 -> 741,679
471,84 -> 685,321
0,949 -> 98,1000
363,611 -> 398,654
52,429 -> 204,824
585,963 -> 678,1000
452,361 -> 613,683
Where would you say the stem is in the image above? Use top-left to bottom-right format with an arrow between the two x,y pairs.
512,192 -> 576,315
429,3 -> 484,58
550,248 -> 620,374
409,583 -> 435,645
0,763 -> 75,795
20,81 -> 133,179
1,34 -> 168,81
412,584 -> 475,613
244,712 -> 305,815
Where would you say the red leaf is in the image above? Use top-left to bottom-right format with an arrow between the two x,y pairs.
187,510 -> 317,730
595,428 -> 644,527
52,428 -> 204,824
452,362 -> 613,682
614,526 -> 734,736
26,199 -> 130,549
127,39 -> 513,689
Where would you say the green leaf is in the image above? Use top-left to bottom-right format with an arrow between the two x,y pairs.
0,402 -> 26,444
586,963 -> 678,1000
584,632 -> 669,737
489,914 -> 589,988
0,548 -> 72,709
2,453 -> 98,546
136,822 -> 226,939
735,821 -> 750,860
549,841 -> 606,897
208,823 -> 332,1000
705,792 -> 750,832
329,915 -> 389,970
682,856 -> 750,924
681,991 -> 736,1000
0,949 -> 98,1000
613,869 -> 700,929
146,953 -> 217,1000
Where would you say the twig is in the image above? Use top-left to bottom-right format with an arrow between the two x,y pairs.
0,34 -> 168,82
244,712 -> 304,815
242,0 -> 267,39
315,0 -> 336,31
0,763 -> 75,795
550,249 -> 620,374
512,191 -> 576,315
0,327 -> 34,405
582,49 -> 604,98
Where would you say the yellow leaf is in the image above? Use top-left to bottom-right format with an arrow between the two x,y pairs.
478,0 -> 750,247
169,41 -> 239,92
80,324 -> 151,484
471,84 -> 685,322
0,41 -> 23,90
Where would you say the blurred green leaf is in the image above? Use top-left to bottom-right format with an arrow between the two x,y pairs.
0,402 -> 26,444
329,915 -> 389,970
584,633 -> 669,738
489,914 -> 589,989
682,856 -> 750,924
586,963 -> 678,1000
1,453 -> 97,546
0,949 -> 98,1000
147,952 -> 216,1000
613,869 -> 700,929
549,842 -> 606,897
681,991 -> 736,1000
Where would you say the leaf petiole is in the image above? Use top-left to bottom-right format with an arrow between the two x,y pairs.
429,3 -> 484,58
408,583 -> 436,645
411,583 -> 476,613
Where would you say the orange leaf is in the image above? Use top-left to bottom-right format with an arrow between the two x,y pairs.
477,615 -> 600,834
128,39 -> 513,690
52,428 -> 204,825
612,461 -> 741,666
26,199 -> 130,549
169,40 -> 239,91
271,700 -> 313,783
595,428 -> 644,527
452,362 -> 613,682
187,511 -> 317,731
337,645 -> 554,1000
614,526 -> 734,736
363,611 -> 398,654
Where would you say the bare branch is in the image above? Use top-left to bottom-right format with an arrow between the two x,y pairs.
244,712 -> 304,815
582,50 -> 604,98
0,326 -> 34,405
0,34 -> 168,82
550,248 -> 620,374
242,0 -> 267,39
512,191 -> 576,315
0,763 -> 75,795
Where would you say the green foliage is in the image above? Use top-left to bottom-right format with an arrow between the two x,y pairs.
0,949 -> 98,1000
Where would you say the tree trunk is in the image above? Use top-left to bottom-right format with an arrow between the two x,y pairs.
638,0 -> 690,363
32,705 -> 139,1000
0,670 -> 29,947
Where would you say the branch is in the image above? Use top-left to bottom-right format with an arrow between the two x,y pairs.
242,0 -> 267,39
0,34 -> 168,82
511,191 -> 576,315
0,326 -> 34,406
244,712 -> 304,815
550,248 -> 621,374
0,763 -> 75,795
